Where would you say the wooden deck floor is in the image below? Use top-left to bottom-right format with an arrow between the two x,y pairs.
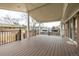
0,35 -> 78,56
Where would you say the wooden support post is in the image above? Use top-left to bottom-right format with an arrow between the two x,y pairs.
39,23 -> 41,35
27,12 -> 30,38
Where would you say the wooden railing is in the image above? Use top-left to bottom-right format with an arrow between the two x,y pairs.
40,31 -> 60,36
0,29 -> 21,45
49,32 -> 60,36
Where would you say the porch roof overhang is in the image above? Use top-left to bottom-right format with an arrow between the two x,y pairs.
0,3 -> 65,23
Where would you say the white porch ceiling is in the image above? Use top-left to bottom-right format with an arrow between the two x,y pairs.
26,3 -> 64,22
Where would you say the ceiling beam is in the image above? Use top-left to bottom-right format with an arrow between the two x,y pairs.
62,3 -> 68,20
62,3 -> 68,19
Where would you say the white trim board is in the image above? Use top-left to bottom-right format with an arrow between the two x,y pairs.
64,9 -> 79,23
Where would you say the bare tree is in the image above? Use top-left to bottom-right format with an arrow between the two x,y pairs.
11,18 -> 20,25
2,14 -> 20,25
20,13 -> 28,26
2,15 -> 13,24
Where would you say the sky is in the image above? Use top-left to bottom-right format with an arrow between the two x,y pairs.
0,9 -> 23,18
42,21 -> 61,28
0,9 -> 28,25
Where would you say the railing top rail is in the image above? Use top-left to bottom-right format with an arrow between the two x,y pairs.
0,29 -> 20,32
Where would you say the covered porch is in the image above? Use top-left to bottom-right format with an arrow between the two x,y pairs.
0,3 -> 79,56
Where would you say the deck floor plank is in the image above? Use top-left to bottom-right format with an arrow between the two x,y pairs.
0,35 -> 78,56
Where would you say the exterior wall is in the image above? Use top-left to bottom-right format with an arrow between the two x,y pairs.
64,12 -> 79,46
63,4 -> 79,43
